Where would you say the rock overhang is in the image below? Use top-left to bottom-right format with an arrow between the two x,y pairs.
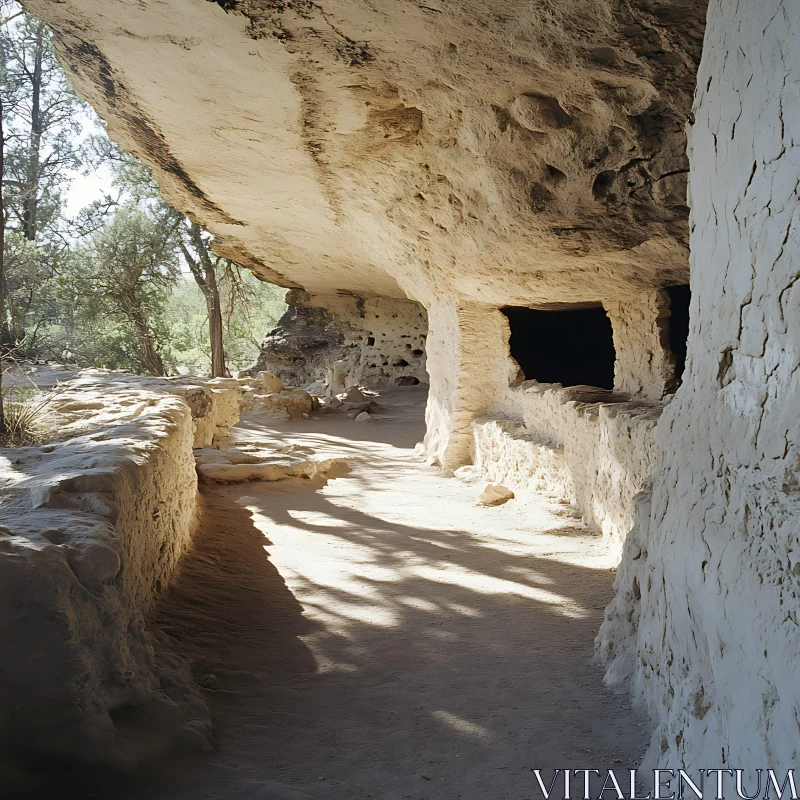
21,0 -> 707,305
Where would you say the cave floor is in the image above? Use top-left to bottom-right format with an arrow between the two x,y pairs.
56,386 -> 647,800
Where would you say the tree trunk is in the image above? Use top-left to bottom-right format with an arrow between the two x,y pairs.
0,95 -> 6,436
128,303 -> 166,377
183,221 -> 228,378
205,267 -> 227,378
22,21 -> 45,242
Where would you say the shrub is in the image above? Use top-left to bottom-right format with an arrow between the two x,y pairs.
0,385 -> 57,447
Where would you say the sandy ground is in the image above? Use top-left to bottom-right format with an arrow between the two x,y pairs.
30,386 -> 647,799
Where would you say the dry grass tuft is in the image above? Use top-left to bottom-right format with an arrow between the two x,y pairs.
0,387 -> 59,447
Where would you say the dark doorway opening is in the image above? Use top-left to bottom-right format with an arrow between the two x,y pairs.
666,284 -> 691,389
502,305 -> 616,390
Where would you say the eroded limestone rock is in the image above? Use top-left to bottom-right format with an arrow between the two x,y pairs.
259,371 -> 284,393
238,379 -> 314,421
249,291 -> 428,389
21,0 -> 703,310
195,445 -> 346,484
50,369 -> 242,449
0,374 -> 212,768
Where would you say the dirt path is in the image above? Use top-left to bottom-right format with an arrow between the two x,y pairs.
52,387 -> 647,799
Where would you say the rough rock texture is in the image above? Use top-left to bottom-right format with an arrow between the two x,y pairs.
474,382 -> 661,553
248,290 -> 427,388
424,303 -> 663,552
259,371 -> 284,393
476,483 -> 515,507
239,383 -> 314,420
424,299 -> 675,471
424,304 -> 516,469
195,444 -> 345,484
17,0 -> 707,544
0,373 -> 219,768
21,0 -> 704,311
246,387 -> 314,420
597,0 -> 800,772
18,0 -> 705,472
52,370 -> 242,449
30,0 -> 800,775
606,289 -> 676,401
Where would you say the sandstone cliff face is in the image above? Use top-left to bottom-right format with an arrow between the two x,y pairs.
248,290 -> 428,388
21,0 -> 703,307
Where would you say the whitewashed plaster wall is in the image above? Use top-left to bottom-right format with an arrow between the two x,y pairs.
607,289 -> 676,401
598,0 -> 800,771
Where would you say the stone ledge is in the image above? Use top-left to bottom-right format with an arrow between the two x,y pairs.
0,370 -> 237,768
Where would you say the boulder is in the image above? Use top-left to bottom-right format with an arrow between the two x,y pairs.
259,371 -> 283,393
477,484 -> 515,507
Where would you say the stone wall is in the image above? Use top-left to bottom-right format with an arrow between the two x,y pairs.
250,290 -> 428,389
423,288 -> 686,472
0,371 -> 238,768
606,289 -> 676,401
476,383 -> 662,553
423,301 -> 664,552
423,303 -> 517,470
597,0 -> 800,772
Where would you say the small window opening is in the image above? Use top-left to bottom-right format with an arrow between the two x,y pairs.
367,336 -> 375,346
502,305 -> 616,390
666,284 -> 691,389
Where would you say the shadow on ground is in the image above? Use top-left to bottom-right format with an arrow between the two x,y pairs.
13,387 -> 647,799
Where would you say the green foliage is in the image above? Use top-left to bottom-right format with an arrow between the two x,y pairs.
0,8 -> 87,244
0,2 -> 286,379
163,271 -> 286,375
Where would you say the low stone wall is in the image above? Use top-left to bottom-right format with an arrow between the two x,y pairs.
0,370 -> 239,769
474,381 -> 663,554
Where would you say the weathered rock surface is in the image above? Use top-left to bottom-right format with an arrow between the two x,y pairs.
476,483 -> 515,507
21,0 -> 703,308
259,371 -> 284,393
241,385 -> 314,420
17,0 -> 800,779
247,290 -> 428,388
50,369 -> 242,449
473,381 -> 662,553
596,1 -> 800,773
195,444 -> 346,484
0,372 -> 215,768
